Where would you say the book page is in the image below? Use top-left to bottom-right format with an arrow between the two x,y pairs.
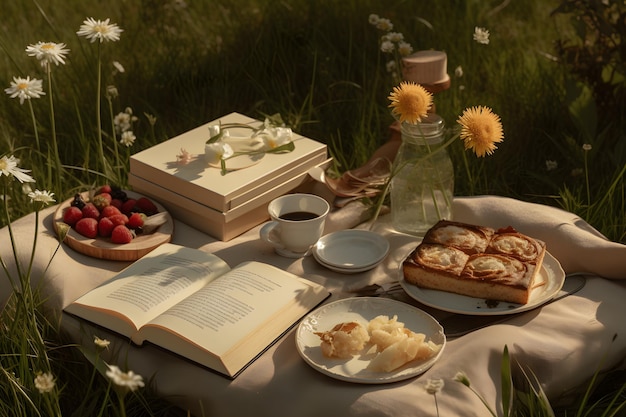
139,261 -> 322,355
64,244 -> 231,334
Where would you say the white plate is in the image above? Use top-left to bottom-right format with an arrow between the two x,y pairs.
399,251 -> 565,316
312,251 -> 383,274
314,230 -> 389,269
295,297 -> 446,384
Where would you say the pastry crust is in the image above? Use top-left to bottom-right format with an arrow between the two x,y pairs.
403,220 -> 546,304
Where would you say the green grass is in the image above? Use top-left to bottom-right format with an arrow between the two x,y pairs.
0,1 -> 625,416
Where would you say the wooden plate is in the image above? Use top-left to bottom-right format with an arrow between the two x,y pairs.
53,190 -> 174,261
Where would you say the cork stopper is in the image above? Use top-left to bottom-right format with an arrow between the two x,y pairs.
401,50 -> 450,93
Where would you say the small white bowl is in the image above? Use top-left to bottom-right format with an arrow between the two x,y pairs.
313,230 -> 389,271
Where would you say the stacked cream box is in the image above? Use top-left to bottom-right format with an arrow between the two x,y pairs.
129,112 -> 329,241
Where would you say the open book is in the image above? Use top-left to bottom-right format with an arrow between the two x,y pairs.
64,243 -> 330,378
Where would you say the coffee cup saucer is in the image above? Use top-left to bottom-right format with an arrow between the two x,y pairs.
274,246 -> 312,258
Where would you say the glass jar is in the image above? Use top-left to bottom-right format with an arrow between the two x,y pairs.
390,113 -> 454,236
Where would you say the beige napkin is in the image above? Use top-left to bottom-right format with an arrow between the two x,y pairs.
453,195 -> 626,279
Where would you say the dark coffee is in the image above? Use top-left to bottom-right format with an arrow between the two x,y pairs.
279,211 -> 319,221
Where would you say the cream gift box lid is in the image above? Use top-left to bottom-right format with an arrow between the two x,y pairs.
130,112 -> 328,212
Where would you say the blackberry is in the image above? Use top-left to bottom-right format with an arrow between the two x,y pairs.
71,193 -> 86,210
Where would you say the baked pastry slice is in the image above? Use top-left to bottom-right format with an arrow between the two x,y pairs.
403,222 -> 546,305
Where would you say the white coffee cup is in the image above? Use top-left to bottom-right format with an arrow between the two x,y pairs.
260,193 -> 330,257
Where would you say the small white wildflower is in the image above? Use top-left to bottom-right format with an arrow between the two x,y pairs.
380,40 -> 395,53
368,14 -> 380,25
387,32 -> 404,43
397,41 -> 413,56
473,27 -> 490,45
77,17 -> 123,43
120,131 -> 136,147
453,371 -> 471,386
376,18 -> 394,31
144,112 -> 157,126
28,189 -> 55,205
106,85 -> 119,100
582,143 -> 592,151
424,378 -> 445,394
112,61 -> 125,73
459,85 -> 466,91
5,76 -> 45,104
106,365 -> 145,392
34,372 -> 55,394
114,111 -> 132,133
205,142 -> 234,165
25,42 -> 70,67
455,65 -> 464,78
386,60 -> 397,73
94,336 -> 111,349
546,160 -> 558,171
0,155 -> 35,183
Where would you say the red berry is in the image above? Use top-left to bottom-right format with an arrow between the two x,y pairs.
92,193 -> 112,210
100,205 -> 122,218
108,213 -> 129,226
127,212 -> 145,229
136,197 -> 158,215
75,218 -> 98,239
98,184 -> 112,194
98,217 -> 115,237
111,225 -> 133,244
82,203 -> 100,219
63,206 -> 83,226
121,198 -> 137,215
110,198 -> 124,210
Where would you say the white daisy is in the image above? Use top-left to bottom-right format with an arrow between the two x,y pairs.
5,76 -> 45,104
77,17 -> 123,43
397,41 -> 413,56
25,42 -> 70,67
28,189 -> 55,205
94,336 -> 111,349
0,155 -> 35,183
106,365 -> 144,392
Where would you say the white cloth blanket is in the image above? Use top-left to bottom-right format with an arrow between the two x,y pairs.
452,196 -> 626,279
1,195 -> 625,417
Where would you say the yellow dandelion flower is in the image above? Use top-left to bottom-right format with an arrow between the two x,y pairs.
388,82 -> 433,124
457,106 -> 504,157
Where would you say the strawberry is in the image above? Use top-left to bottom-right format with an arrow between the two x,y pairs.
136,197 -> 158,215
121,198 -> 137,215
100,205 -> 122,218
108,213 -> 129,226
75,217 -> 98,239
98,184 -> 112,195
127,212 -> 145,229
111,225 -> 133,244
92,193 -> 112,210
110,198 -> 124,210
98,217 -> 115,237
63,206 -> 83,226
81,203 -> 100,219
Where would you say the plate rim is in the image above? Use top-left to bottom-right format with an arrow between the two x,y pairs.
399,250 -> 565,316
295,297 -> 446,384
314,229 -> 390,269
311,247 -> 384,274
